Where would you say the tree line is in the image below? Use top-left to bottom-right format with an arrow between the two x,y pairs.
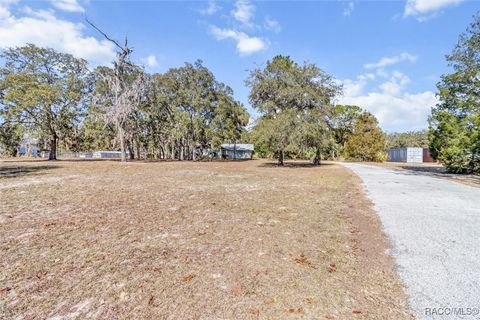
0,44 -> 249,162
1,13 -> 478,172
0,39 -> 387,164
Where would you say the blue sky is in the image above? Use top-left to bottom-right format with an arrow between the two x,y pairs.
0,0 -> 479,132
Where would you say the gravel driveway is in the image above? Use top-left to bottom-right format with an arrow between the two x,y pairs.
340,163 -> 480,320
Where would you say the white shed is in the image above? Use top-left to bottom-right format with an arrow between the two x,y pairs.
92,151 -> 123,159
387,148 -> 423,163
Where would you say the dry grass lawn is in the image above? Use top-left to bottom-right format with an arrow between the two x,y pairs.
1,159 -> 413,319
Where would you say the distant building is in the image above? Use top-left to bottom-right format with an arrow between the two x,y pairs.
218,144 -> 254,160
92,151 -> 123,159
387,147 -> 435,163
18,137 -> 40,157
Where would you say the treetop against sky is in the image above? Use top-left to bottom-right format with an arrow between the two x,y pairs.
0,0 -> 478,132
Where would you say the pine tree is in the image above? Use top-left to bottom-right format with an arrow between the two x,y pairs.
429,14 -> 480,173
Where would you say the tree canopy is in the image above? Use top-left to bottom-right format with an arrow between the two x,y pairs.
0,45 -> 249,161
143,60 -> 249,160
0,45 -> 451,168
386,130 -> 429,149
429,14 -> 480,173
0,44 -> 91,159
247,55 -> 341,165
344,112 -> 387,162
332,104 -> 363,156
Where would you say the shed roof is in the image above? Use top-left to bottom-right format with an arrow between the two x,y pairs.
221,144 -> 254,151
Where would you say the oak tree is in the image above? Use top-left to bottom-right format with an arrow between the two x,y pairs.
0,44 -> 91,160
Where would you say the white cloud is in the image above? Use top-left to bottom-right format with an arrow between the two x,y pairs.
404,0 -> 464,21
364,52 -> 417,69
343,78 -> 366,97
0,0 -> 18,17
200,1 -> 219,15
340,91 -> 437,132
264,16 -> 281,33
340,72 -> 375,97
207,0 -> 276,54
231,0 -> 255,28
49,0 -> 84,13
340,68 -> 437,131
0,4 -> 115,66
343,1 -> 354,17
379,81 -> 402,96
210,26 -> 267,55
379,71 -> 410,96
142,55 -> 159,68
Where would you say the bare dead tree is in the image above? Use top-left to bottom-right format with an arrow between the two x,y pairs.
87,18 -> 144,162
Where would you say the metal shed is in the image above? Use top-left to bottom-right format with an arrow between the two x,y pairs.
217,144 -> 254,160
92,151 -> 123,159
387,147 -> 423,163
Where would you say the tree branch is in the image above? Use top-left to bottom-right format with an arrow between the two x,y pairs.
85,16 -> 124,52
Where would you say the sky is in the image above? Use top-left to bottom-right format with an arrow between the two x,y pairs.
0,0 -> 479,132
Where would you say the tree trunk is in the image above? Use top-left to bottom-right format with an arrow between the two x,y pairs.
48,132 -> 57,160
313,148 -> 321,166
171,140 -> 175,160
136,141 -> 141,160
118,125 -> 127,162
126,140 -> 134,160
160,145 -> 165,160
278,150 -> 284,166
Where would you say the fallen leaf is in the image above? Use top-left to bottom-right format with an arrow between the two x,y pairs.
0,287 -> 11,292
352,309 -> 362,314
244,289 -> 256,296
286,307 -> 304,314
294,254 -> 315,268
327,262 -> 337,273
248,308 -> 260,316
294,254 -> 310,265
182,274 -> 195,282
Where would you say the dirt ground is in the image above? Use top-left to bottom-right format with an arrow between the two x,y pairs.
0,159 -> 413,319
361,161 -> 480,188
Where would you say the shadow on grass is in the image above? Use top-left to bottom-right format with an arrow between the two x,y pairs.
259,161 -> 334,168
0,165 -> 59,179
